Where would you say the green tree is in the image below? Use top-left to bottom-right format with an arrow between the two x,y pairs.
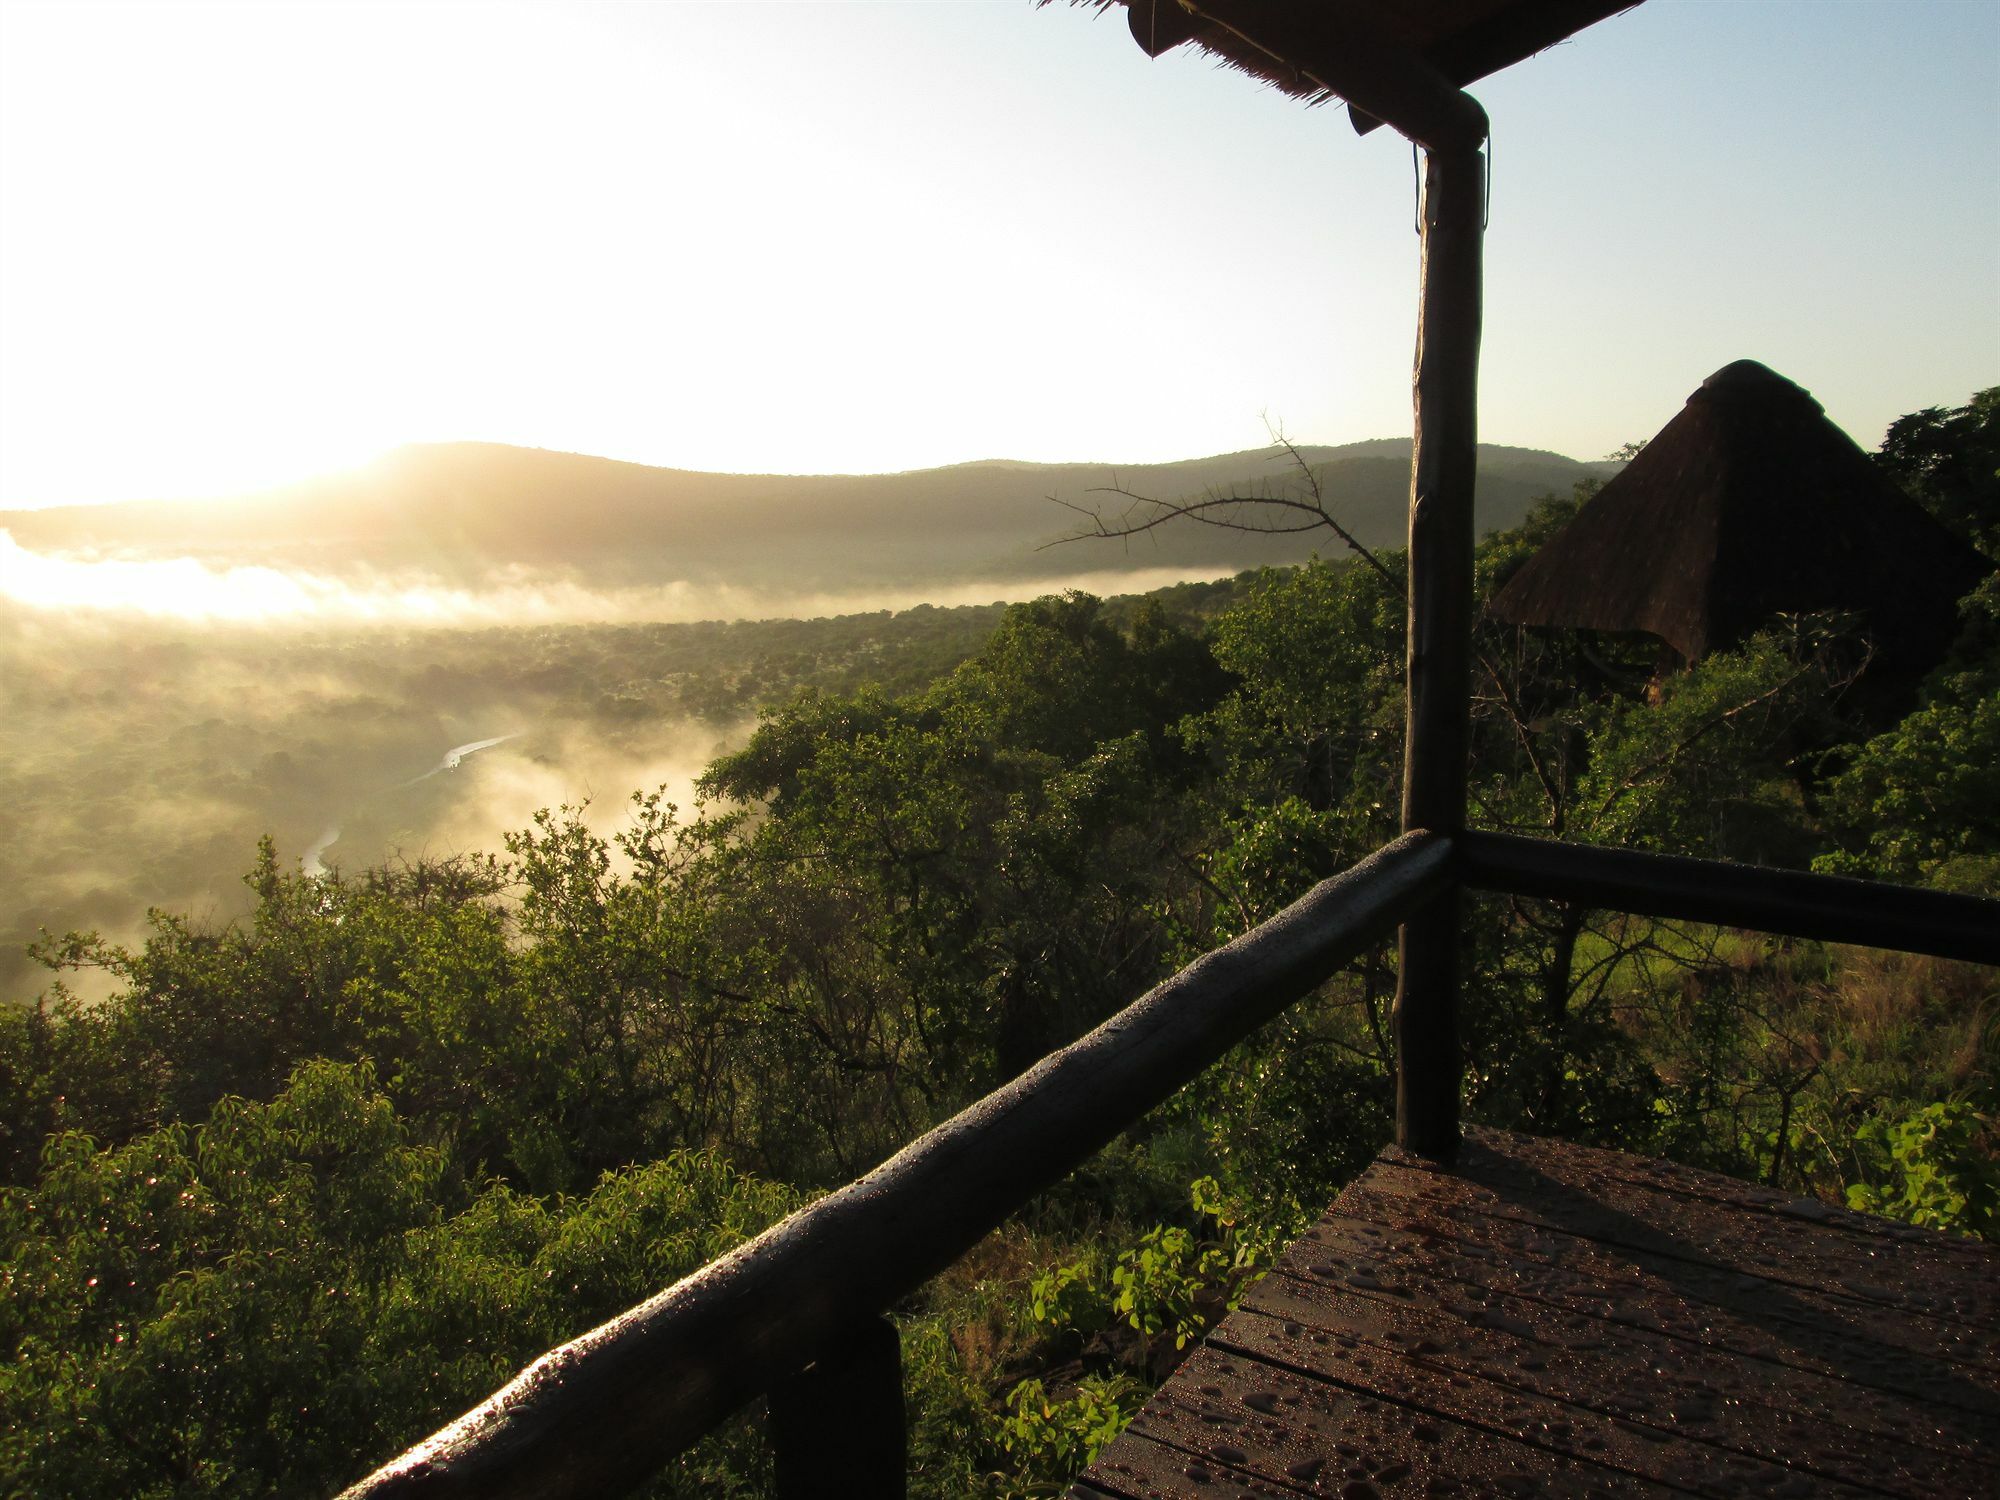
1816,576 -> 2000,894
1,1060 -> 793,1498
1876,386 -> 2000,553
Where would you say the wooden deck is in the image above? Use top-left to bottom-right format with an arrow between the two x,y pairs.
1073,1126 -> 2000,1499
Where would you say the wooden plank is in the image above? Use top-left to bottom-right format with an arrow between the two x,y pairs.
1072,1449 -> 1314,1500
1316,1183 -> 2000,1406
1241,1267 -> 1989,1495
1210,1306 -> 1888,1499
1080,1128 -> 2000,1500
1358,1152 -> 2000,1342
1438,1126 -> 2000,1269
1080,1344 -> 1688,1500
1070,1430 -> 1313,1499
1443,1126 -> 2000,1289
1255,1220 -> 1994,1464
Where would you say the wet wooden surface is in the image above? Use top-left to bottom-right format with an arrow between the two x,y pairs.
1073,1126 -> 2000,1499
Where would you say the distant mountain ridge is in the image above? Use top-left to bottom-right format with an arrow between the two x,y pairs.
1,439 -> 1614,591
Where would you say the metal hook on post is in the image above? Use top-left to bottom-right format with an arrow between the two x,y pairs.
1411,140 -> 1422,235
1482,131 -> 1493,230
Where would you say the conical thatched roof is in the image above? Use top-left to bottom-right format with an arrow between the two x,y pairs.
1097,2 -> 1640,131
1489,360 -> 1993,669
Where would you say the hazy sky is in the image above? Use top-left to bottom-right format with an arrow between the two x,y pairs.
1,0 -> 1995,508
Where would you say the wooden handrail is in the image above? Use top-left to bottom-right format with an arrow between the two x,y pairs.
1459,830 -> 2000,968
338,830 -> 1455,1500
335,825 -> 1997,1498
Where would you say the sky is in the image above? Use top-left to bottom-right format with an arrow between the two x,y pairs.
0,0 -> 1995,509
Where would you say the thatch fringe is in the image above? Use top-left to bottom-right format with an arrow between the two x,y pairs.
1057,2 -> 1643,128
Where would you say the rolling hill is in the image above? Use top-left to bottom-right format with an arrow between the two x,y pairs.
1,440 -> 1613,592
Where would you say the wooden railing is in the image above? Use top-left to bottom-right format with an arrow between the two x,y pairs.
338,828 -> 1998,1500
1461,831 -> 2000,968
339,831 -> 1456,1499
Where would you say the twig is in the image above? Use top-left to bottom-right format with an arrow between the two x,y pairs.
1043,432 -> 1404,595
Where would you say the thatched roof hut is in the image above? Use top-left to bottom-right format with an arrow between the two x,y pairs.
1488,359 -> 1993,673
1105,1 -> 1639,143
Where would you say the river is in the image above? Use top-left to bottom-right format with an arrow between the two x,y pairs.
304,734 -> 521,876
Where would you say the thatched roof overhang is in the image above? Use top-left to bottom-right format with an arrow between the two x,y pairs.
1488,359 -> 1996,671
1102,0 -> 1642,147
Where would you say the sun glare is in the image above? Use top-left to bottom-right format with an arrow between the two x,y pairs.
0,0 -> 1401,502
0,522 -> 1238,628
2,2 -> 1994,505
0,532 -> 312,620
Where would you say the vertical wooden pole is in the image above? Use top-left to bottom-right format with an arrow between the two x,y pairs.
769,1314 -> 906,1499
1395,131 -> 1485,1162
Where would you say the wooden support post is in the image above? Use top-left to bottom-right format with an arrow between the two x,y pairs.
769,1314 -> 906,1500
1395,132 -> 1486,1162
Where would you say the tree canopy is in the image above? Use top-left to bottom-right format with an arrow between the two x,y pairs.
3,393 -> 1995,1497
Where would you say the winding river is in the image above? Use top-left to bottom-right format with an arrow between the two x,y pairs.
303,734 -> 521,876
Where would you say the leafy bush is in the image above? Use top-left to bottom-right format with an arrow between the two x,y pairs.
1109,1176 -> 1276,1351
1846,1100 -> 2000,1241
0,1062 -> 793,1498
1026,1258 -> 1110,1339
992,1375 -> 1145,1499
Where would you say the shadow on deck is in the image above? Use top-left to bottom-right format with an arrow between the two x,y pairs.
1076,1126 -> 1999,1499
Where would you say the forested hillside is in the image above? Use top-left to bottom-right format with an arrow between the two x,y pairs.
0,598 -> 1016,1002
1,439 -> 1606,591
1,393 -> 1994,1498
0,579 -> 1243,1005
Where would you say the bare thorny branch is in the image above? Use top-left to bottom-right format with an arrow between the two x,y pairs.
1043,429 -> 1404,594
